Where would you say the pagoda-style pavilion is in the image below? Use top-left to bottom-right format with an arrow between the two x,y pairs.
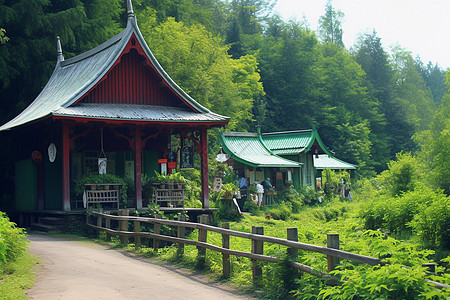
261,126 -> 356,187
219,129 -> 302,189
220,125 -> 356,189
0,0 -> 229,212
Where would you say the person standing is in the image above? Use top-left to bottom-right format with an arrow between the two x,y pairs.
256,181 -> 264,206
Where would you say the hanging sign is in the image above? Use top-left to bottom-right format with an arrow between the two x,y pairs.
48,143 -> 57,163
98,158 -> 107,174
31,151 -> 43,164
181,146 -> 193,169
167,161 -> 177,170
212,177 -> 222,192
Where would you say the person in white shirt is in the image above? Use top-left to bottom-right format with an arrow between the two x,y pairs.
256,182 -> 264,206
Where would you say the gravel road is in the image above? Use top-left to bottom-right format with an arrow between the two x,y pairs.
27,234 -> 253,300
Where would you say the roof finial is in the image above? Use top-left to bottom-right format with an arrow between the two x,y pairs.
256,125 -> 261,135
56,36 -> 64,62
127,0 -> 135,18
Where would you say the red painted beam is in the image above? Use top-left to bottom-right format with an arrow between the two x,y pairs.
62,122 -> 71,211
200,127 -> 209,209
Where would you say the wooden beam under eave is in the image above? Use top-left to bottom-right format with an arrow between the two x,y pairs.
200,127 -> 209,208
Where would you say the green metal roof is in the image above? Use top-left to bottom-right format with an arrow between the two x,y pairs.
0,3 -> 229,131
261,128 -> 333,156
220,132 -> 302,168
314,155 -> 357,170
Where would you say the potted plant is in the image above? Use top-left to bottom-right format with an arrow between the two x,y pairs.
221,183 -> 236,200
168,172 -> 186,189
153,171 -> 169,189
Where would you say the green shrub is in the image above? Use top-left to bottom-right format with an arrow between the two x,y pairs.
360,186 -> 448,244
320,263 -> 444,299
360,198 -> 388,230
378,152 -> 423,197
0,212 -> 28,264
213,199 -> 241,222
268,203 -> 292,221
410,189 -> 450,250
263,253 -> 300,299
74,173 -> 128,202
299,186 -> 322,205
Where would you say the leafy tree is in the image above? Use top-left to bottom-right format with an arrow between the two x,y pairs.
390,46 -> 436,132
317,0 -> 344,47
133,0 -> 227,35
414,72 -> 450,195
352,31 -> 393,172
224,0 -> 277,58
0,0 -> 122,124
416,59 -> 446,105
314,43 -> 382,173
140,17 -> 263,131
378,152 -> 423,197
257,19 -> 318,131
0,28 -> 8,44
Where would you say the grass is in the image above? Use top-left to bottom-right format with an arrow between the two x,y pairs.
0,251 -> 39,299
90,195 -> 450,298
99,199 -> 360,292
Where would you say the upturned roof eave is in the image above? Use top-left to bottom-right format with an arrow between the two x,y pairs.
219,132 -> 302,168
129,19 -> 213,115
0,10 -> 230,132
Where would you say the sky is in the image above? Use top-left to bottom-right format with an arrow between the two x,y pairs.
273,0 -> 450,70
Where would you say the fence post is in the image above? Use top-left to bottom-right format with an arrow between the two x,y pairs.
287,227 -> 298,260
153,214 -> 162,251
118,209 -> 129,245
197,214 -> 209,268
177,215 -> 186,256
327,233 -> 340,272
422,263 -> 436,274
287,227 -> 299,280
105,216 -> 111,241
222,222 -> 230,279
134,220 -> 141,248
252,226 -> 264,286
97,214 -> 102,228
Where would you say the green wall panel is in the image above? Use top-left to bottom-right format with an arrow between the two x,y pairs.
44,154 -> 62,210
15,159 -> 38,211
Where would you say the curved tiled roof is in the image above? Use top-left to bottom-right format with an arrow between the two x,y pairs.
314,155 -> 357,170
0,8 -> 229,131
220,132 -> 301,168
261,129 -> 332,156
53,103 -> 229,123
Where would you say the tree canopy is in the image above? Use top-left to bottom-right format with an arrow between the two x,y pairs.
0,0 -> 446,178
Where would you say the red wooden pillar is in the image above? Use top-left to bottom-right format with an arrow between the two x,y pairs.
62,122 -> 71,211
134,126 -> 143,209
200,127 -> 209,208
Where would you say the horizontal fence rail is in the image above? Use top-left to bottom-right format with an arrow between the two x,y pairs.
86,210 -> 449,289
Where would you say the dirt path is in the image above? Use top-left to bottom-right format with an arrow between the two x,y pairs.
27,234 -> 253,300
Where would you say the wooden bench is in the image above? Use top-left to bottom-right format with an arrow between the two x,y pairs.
84,184 -> 121,211
155,188 -> 185,208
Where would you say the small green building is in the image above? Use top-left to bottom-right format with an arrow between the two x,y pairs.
219,126 -> 356,190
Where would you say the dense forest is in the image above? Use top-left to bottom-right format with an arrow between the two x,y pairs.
1,1 -> 449,297
0,0 -> 448,186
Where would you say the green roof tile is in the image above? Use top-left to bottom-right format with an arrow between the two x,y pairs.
220,132 -> 301,168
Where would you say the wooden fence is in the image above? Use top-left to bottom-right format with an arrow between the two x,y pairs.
86,210 -> 448,289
